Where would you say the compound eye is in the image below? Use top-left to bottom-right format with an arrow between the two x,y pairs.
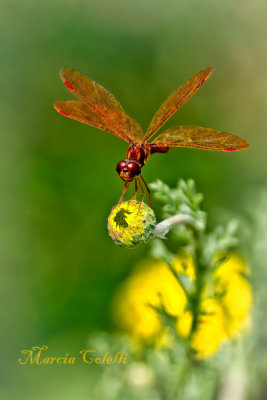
127,162 -> 140,172
116,160 -> 127,172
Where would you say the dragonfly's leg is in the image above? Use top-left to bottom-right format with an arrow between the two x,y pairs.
140,175 -> 151,207
131,178 -> 138,201
118,181 -> 130,204
137,177 -> 145,211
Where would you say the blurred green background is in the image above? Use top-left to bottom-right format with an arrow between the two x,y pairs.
1,0 -> 266,398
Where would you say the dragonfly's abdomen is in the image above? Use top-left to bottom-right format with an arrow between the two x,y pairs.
150,144 -> 169,154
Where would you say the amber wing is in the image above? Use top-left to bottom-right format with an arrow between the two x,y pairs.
152,126 -> 249,151
143,68 -> 213,143
54,100 -> 122,136
54,68 -> 143,143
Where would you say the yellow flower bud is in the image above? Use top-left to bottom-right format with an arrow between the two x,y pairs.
108,201 -> 156,248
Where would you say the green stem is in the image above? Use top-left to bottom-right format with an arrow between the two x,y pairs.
154,214 -> 195,239
171,358 -> 193,400
189,233 -> 207,340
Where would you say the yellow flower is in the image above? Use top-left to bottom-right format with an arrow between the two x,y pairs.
214,254 -> 252,338
108,201 -> 156,248
177,299 -> 227,359
113,253 -> 252,359
112,255 -> 193,343
114,257 -> 192,343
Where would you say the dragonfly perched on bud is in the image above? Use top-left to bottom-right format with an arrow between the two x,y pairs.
54,67 -> 249,205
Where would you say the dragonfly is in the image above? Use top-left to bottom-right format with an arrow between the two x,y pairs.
54,67 -> 249,206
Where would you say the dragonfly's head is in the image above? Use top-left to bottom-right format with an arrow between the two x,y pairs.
116,160 -> 141,182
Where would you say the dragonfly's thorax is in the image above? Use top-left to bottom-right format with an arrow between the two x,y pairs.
126,144 -> 151,166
